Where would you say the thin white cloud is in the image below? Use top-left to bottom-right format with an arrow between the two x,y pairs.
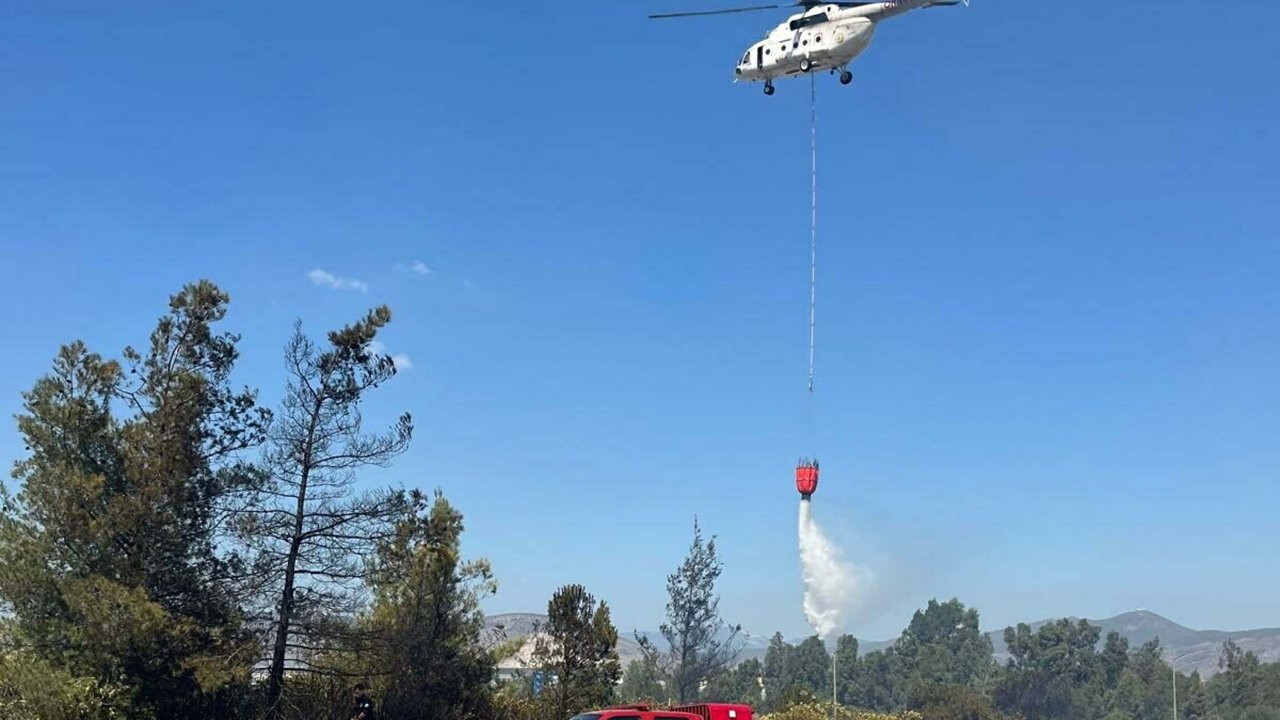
308,268 -> 368,293
394,260 -> 434,277
367,341 -> 412,371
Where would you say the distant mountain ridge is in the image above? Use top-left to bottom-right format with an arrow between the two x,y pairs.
985,610 -> 1280,678
486,610 -> 1280,678
484,613 -> 648,669
822,611 -> 1280,678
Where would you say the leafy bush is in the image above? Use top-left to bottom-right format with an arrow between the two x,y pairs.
0,651 -> 132,720
762,701 -> 923,720
907,683 -> 1011,720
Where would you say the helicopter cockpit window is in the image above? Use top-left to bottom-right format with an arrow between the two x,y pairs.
743,52 -> 751,64
788,12 -> 828,31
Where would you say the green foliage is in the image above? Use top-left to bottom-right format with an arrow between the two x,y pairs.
260,497 -> 496,720
766,600 -> 992,716
266,674 -> 353,720
533,584 -> 623,720
249,307 -> 416,713
0,650 -> 131,720
790,636 -> 833,699
754,601 -> 1280,720
760,701 -> 922,720
620,656 -> 668,704
1107,640 -> 1173,720
491,682 -> 542,720
1100,710 -> 1133,720
764,632 -> 794,710
1262,663 -> 1280,707
1237,708 -> 1280,720
1178,673 -> 1211,720
766,632 -> 901,713
896,599 -> 995,692
360,491 -> 498,720
907,683 -> 1009,720
983,621 -> 1279,720
4,281 -> 1280,720
1215,641 -> 1266,708
0,282 -> 268,718
833,635 -> 870,707
703,657 -> 765,706
780,685 -> 822,710
1205,642 -> 1280,720
995,619 -> 1105,720
859,649 -> 907,711
1100,633 -> 1130,688
639,518 -> 741,703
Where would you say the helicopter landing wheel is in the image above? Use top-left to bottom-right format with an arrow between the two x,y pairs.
839,70 -> 853,85
800,58 -> 813,73
764,82 -> 775,96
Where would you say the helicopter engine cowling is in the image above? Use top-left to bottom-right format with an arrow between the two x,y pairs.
831,19 -> 875,56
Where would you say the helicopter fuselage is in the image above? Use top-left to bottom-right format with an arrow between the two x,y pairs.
733,0 -> 942,88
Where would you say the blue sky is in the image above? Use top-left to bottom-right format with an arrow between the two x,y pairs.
1,1 -> 1278,642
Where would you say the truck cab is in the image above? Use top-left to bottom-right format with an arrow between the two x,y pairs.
571,704 -> 752,720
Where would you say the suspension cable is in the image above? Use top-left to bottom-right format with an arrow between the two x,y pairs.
808,72 -> 818,395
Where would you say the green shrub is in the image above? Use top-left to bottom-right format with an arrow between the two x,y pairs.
0,651 -> 132,720
761,701 -> 923,720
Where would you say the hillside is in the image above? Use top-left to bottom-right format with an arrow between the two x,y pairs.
986,610 -> 1280,677
489,610 -> 1280,678
486,613 -> 648,669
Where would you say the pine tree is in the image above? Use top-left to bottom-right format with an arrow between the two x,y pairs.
0,282 -> 270,717
703,657 -> 765,706
790,636 -> 832,699
833,634 -> 861,707
637,518 -> 741,703
360,491 -> 498,720
238,307 -> 415,714
533,584 -> 622,720
620,657 -> 667,704
763,632 -> 795,711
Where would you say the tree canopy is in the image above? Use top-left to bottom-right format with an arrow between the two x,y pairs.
2,281 -> 1279,720
638,518 -> 742,703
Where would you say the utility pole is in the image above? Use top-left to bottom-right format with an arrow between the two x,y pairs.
831,644 -> 839,720
1170,649 -> 1193,720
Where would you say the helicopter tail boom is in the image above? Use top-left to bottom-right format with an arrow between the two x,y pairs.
842,0 -> 966,21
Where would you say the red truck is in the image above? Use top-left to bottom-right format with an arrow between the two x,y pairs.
571,704 -> 753,720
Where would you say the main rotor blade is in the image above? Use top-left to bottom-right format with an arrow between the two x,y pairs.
649,4 -> 787,19
804,0 -> 882,6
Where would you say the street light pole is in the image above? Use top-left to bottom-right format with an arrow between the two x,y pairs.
1169,649 -> 1195,720
832,649 -> 838,720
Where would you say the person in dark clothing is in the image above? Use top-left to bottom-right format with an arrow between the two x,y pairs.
351,683 -> 376,720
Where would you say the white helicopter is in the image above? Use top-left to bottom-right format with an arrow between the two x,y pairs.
651,0 -> 966,95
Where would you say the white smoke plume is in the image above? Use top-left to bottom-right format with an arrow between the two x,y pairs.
798,500 -> 865,639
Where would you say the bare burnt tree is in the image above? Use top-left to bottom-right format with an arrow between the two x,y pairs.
238,306 -> 415,715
